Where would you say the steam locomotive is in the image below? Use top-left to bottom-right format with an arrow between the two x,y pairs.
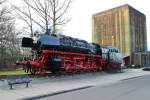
19,33 -> 122,74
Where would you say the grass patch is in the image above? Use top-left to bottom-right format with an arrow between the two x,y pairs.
0,68 -> 28,76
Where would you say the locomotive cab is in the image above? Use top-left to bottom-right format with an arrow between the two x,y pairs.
22,37 -> 33,48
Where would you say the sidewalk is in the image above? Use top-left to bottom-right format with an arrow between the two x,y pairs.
0,69 -> 150,100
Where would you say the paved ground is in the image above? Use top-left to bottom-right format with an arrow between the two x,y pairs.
0,69 -> 150,100
38,74 -> 150,100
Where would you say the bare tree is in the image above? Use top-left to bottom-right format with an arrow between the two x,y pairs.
12,0 -> 71,35
0,1 -> 20,68
11,0 -> 34,37
50,0 -> 71,34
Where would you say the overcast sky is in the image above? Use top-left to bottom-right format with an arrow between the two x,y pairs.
9,0 -> 150,50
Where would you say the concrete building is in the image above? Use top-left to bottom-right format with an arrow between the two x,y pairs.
92,4 -> 147,64
133,51 -> 150,67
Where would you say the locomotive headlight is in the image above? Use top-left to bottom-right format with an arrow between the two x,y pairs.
33,36 -> 38,44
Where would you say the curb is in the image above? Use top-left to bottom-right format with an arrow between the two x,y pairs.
121,74 -> 150,81
22,86 -> 92,100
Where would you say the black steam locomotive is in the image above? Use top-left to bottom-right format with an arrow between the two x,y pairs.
18,33 -> 123,74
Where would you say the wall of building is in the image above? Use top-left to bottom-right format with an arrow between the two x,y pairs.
129,6 -> 147,53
